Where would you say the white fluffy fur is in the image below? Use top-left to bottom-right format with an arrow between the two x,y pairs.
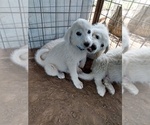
79,26 -> 130,96
35,38 -> 64,66
35,23 -> 109,63
79,48 -> 122,96
10,45 -> 28,71
122,47 -> 150,95
35,18 -> 93,89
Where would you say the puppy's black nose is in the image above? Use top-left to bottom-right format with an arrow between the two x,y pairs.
101,44 -> 104,47
84,42 -> 90,47
91,44 -> 96,50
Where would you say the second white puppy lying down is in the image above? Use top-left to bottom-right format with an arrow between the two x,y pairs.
79,47 -> 122,96
78,26 -> 129,96
35,18 -> 93,89
122,47 -> 150,95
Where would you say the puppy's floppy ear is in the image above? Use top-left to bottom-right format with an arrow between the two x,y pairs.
64,27 -> 72,42
103,35 -> 109,53
104,46 -> 109,53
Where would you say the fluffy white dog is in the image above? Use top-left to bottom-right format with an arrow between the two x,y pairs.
78,26 -> 130,96
35,18 -> 94,89
10,45 -> 28,71
87,23 -> 109,59
35,23 -> 109,62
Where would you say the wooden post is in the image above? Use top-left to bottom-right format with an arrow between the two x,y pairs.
92,0 -> 104,24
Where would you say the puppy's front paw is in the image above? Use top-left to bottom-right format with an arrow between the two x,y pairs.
107,85 -> 115,95
108,87 -> 115,95
130,87 -> 139,95
74,80 -> 83,89
58,73 -> 65,79
97,86 -> 106,97
124,83 -> 139,95
104,83 -> 115,95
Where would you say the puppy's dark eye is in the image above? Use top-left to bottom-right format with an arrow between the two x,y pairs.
87,30 -> 91,34
101,44 -> 104,47
95,35 -> 99,39
76,32 -> 82,36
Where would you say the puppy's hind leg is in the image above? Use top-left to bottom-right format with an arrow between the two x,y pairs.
44,64 -> 65,79
95,77 -> 106,97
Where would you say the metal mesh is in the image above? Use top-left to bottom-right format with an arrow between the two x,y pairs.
1,0 -> 149,49
0,0 -> 28,49
99,0 -> 122,49
123,0 -> 150,49
98,0 -> 150,49
28,0 -> 95,49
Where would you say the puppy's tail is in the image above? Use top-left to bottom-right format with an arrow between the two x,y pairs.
35,49 -> 49,66
79,72 -> 94,81
10,47 -> 28,71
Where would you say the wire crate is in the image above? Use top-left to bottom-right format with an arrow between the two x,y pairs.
123,0 -> 150,49
0,0 -> 28,49
28,0 -> 96,49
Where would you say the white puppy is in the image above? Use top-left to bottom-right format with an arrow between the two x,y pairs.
79,48 -> 122,96
78,26 -> 129,96
35,18 -> 93,89
35,23 -> 109,63
87,23 -> 109,59
10,45 -> 28,71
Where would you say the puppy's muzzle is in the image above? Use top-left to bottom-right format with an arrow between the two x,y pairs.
87,44 -> 96,52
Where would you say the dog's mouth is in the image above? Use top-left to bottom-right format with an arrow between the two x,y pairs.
87,47 -> 93,52
87,44 -> 97,53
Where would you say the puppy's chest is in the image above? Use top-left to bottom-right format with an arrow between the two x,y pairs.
68,51 -> 86,61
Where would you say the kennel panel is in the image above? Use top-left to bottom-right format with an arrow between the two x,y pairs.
97,0 -> 122,49
0,0 -> 28,49
123,0 -> 150,48
28,0 -> 95,49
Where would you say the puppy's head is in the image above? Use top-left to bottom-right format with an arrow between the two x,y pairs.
64,18 -> 93,51
87,23 -> 109,55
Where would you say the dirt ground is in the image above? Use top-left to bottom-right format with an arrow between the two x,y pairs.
29,50 -> 122,125
1,49 -> 150,125
0,49 -> 28,125
123,84 -> 150,125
